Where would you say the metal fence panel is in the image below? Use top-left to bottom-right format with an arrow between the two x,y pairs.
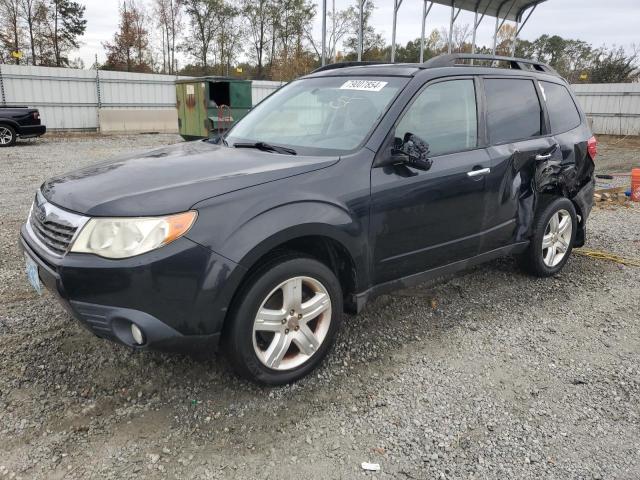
1,64 -> 98,129
251,80 -> 285,105
572,83 -> 640,136
99,70 -> 179,108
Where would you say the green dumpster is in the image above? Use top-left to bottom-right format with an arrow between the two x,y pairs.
176,77 -> 252,140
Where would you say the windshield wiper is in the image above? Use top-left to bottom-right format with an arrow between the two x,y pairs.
233,141 -> 297,155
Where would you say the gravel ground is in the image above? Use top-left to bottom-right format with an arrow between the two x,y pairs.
0,134 -> 639,480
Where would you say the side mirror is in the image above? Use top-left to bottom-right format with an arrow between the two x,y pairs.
391,151 -> 433,171
388,133 -> 433,171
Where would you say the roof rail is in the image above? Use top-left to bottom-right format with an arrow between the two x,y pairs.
422,54 -> 558,76
311,61 -> 393,73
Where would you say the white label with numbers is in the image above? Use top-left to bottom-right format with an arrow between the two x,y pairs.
339,80 -> 387,92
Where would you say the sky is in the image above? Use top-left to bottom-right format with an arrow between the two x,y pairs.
77,0 -> 639,68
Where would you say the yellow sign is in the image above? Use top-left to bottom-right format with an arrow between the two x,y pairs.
236,67 -> 243,73
11,50 -> 22,59
579,72 -> 588,81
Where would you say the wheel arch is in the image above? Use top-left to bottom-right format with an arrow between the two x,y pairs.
0,119 -> 20,131
233,227 -> 365,311
536,187 -> 590,248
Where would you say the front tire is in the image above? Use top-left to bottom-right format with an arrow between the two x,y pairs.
520,197 -> 577,277
223,254 -> 343,385
0,125 -> 16,147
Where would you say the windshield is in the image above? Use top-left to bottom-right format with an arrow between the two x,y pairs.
225,76 -> 408,155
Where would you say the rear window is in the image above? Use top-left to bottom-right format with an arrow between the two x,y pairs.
485,79 -> 543,144
540,81 -> 581,133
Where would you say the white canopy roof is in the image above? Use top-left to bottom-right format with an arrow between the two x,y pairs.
428,0 -> 547,22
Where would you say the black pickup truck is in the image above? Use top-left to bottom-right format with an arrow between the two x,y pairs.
0,106 -> 46,147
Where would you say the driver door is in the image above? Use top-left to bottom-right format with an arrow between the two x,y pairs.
370,77 -> 492,284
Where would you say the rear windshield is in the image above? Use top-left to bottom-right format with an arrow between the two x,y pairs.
225,76 -> 408,155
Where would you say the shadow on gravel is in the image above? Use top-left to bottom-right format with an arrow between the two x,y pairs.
7,252 -> 613,434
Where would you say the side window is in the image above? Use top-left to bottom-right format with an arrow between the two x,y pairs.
540,81 -> 581,133
396,79 -> 477,157
485,79 -> 543,144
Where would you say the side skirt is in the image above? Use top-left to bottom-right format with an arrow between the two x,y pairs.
352,242 -> 529,313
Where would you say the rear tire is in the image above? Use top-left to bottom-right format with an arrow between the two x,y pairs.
223,254 -> 343,385
520,197 -> 577,277
0,125 -> 16,147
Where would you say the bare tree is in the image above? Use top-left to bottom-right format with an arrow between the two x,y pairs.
438,23 -> 472,53
241,0 -> 271,78
306,3 -> 355,63
154,0 -> 182,73
20,0 -> 41,63
215,1 -> 243,76
183,0 -> 220,72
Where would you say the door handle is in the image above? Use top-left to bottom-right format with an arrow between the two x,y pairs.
535,153 -> 553,161
467,167 -> 490,177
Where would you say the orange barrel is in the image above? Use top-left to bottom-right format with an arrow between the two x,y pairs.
633,168 -> 640,202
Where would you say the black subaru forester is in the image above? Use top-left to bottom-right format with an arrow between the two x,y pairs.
20,54 -> 596,385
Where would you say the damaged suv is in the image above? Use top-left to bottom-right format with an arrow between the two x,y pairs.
20,54 -> 595,385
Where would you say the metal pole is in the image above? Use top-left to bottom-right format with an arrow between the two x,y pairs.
511,20 -> 519,56
420,0 -> 427,63
494,0 -> 516,56
332,0 -> 336,62
516,3 -> 538,37
471,0 -> 492,61
448,1 -> 455,54
320,0 -> 326,66
0,64 -> 6,106
420,1 -> 434,63
95,54 -> 101,133
358,0 -> 363,61
492,13 -> 499,55
471,7 -> 478,56
391,0 -> 403,62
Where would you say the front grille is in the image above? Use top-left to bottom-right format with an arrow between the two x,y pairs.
26,191 -> 88,257
30,205 -> 77,254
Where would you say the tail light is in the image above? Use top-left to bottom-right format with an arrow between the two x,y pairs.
32,111 -> 40,121
587,136 -> 597,160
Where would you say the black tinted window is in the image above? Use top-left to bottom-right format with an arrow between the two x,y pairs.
396,79 -> 477,156
540,81 -> 581,133
485,79 -> 542,144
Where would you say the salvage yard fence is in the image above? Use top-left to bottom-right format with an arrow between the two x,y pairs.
0,64 -> 283,132
571,83 -> 640,136
1,63 -> 639,136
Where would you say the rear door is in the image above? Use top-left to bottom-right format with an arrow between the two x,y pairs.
479,77 -> 557,252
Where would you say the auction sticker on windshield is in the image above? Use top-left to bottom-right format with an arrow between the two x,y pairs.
340,80 -> 387,92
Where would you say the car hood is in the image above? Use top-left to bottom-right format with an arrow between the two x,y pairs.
41,141 -> 338,216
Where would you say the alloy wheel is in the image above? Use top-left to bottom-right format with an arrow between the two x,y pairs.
542,209 -> 572,267
0,127 -> 13,145
252,276 -> 332,370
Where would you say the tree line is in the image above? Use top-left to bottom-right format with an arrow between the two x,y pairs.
1,0 -> 638,83
0,0 -> 86,67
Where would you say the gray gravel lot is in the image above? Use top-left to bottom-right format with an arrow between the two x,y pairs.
0,133 -> 639,480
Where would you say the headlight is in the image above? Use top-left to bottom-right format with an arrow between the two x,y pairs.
70,211 -> 197,259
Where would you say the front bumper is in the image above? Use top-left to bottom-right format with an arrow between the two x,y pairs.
18,125 -> 46,138
19,226 -> 245,352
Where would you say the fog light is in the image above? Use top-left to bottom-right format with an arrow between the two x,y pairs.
131,323 -> 145,345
